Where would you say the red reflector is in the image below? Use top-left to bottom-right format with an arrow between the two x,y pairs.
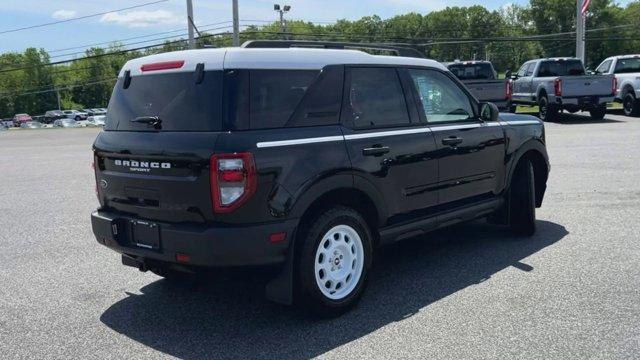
269,232 -> 286,243
176,253 -> 191,263
141,60 -> 185,72
220,170 -> 245,182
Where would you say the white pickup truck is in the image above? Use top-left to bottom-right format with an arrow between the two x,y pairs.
509,58 -> 616,121
594,54 -> 640,116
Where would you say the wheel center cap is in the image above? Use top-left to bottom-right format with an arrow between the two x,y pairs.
334,258 -> 340,266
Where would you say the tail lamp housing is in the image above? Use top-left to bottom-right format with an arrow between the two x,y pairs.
210,153 -> 256,213
506,80 -> 513,99
554,78 -> 562,97
612,77 -> 617,96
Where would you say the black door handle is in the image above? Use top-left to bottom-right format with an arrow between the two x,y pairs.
362,146 -> 390,156
442,136 -> 463,146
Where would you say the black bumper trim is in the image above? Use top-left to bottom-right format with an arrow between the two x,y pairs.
91,210 -> 298,267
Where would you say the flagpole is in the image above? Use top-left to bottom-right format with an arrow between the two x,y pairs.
576,0 -> 583,63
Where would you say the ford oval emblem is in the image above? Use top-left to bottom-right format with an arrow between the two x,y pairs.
100,179 -> 108,189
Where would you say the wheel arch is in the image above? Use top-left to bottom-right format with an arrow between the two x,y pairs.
507,141 -> 549,208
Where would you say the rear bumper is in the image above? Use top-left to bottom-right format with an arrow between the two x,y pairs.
91,210 -> 297,267
552,95 -> 614,107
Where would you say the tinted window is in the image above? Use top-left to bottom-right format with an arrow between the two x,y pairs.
614,58 -> 640,74
106,71 -> 223,131
409,69 -> 474,123
538,60 -> 585,77
596,60 -> 612,74
348,67 -> 410,128
517,63 -> 529,77
447,63 -> 495,80
249,70 -> 318,129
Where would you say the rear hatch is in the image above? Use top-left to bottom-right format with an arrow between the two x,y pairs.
94,68 -> 224,223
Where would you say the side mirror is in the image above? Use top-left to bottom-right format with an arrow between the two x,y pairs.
510,73 -> 519,80
504,70 -> 512,79
480,102 -> 499,122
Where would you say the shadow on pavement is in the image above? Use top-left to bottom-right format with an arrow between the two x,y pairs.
553,113 -> 625,124
100,220 -> 567,359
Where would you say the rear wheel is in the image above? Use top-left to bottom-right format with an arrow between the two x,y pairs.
623,92 -> 640,117
589,104 -> 607,120
509,159 -> 536,236
296,206 -> 372,317
538,95 -> 558,122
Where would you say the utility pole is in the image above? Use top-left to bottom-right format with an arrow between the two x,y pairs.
56,89 -> 61,111
575,0 -> 586,63
186,0 -> 195,49
232,0 -> 240,46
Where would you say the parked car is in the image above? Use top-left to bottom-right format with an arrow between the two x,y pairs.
91,42 -> 549,317
509,57 -> 616,121
1,119 -> 14,128
91,108 -> 107,115
53,119 -> 80,128
593,54 -> 640,116
0,123 -> 8,131
87,115 -> 106,126
445,60 -> 511,110
44,110 -> 66,123
12,113 -> 32,127
63,110 -> 88,121
20,121 -> 44,129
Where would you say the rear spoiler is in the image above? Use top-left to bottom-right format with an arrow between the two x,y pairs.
241,40 -> 424,59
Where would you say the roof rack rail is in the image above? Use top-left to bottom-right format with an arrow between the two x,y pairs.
241,40 -> 424,59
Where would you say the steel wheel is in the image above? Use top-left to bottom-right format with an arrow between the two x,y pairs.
313,224 -> 364,300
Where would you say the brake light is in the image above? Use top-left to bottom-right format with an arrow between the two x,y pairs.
554,78 -> 562,97
506,80 -> 513,99
612,77 -> 617,96
140,60 -> 185,72
210,153 -> 256,213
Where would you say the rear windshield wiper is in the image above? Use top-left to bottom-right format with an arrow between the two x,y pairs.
131,116 -> 162,129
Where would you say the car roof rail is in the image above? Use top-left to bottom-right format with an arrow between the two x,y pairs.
241,40 -> 424,59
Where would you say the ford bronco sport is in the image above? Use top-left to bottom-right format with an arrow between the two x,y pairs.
91,41 -> 549,317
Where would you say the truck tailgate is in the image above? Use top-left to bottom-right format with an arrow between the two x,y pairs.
462,79 -> 507,103
559,75 -> 614,97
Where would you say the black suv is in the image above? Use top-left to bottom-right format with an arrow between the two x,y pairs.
91,41 -> 549,316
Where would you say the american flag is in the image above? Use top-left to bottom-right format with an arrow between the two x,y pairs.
581,0 -> 591,14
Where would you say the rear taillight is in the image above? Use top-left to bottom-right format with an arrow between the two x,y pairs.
506,80 -> 513,99
554,78 -> 562,97
612,77 -> 617,96
210,153 -> 256,213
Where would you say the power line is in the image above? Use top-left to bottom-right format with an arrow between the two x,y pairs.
0,0 -> 169,36
0,77 -> 117,98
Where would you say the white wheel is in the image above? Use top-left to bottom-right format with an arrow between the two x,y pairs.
313,224 -> 364,300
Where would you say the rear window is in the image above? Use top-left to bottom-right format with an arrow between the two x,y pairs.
538,60 -> 585,77
447,63 -> 495,80
105,71 -> 223,131
614,58 -> 640,74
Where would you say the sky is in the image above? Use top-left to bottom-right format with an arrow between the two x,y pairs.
0,0 -> 635,55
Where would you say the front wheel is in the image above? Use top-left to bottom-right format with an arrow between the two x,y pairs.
589,104 -> 607,120
509,159 -> 536,236
296,206 -> 373,317
623,92 -> 640,117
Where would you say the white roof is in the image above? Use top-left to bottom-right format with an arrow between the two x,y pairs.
119,47 -> 447,77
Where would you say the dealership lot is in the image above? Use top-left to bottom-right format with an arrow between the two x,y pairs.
0,114 -> 639,359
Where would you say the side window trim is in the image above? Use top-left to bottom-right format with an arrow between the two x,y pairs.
406,67 -> 480,125
340,66 -> 413,130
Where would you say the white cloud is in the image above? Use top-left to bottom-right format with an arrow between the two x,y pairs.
51,9 -> 77,20
100,10 -> 181,28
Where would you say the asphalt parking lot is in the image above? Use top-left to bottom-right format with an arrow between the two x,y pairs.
1,113 -> 639,359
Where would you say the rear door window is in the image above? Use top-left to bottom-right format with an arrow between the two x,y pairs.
346,67 -> 410,128
614,58 -> 640,74
447,63 -> 495,80
538,60 -> 585,77
105,71 -> 223,131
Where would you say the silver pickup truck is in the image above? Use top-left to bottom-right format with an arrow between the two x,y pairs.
446,60 -> 511,110
594,54 -> 640,116
509,58 -> 616,121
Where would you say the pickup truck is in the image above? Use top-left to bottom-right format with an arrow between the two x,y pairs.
593,54 -> 640,116
509,58 -> 616,121
445,60 -> 511,110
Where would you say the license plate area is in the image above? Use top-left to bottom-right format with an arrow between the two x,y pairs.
579,96 -> 598,106
130,219 -> 160,249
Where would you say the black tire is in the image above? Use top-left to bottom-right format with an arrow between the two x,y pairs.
589,104 -> 607,120
538,95 -> 558,122
296,206 -> 373,317
509,159 -> 536,236
622,92 -> 640,117
75,116 -> 81,121
507,101 -> 517,113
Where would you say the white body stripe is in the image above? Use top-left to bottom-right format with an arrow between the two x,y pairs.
255,120 -> 539,148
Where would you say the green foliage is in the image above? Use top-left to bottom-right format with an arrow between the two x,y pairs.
0,0 -> 639,118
